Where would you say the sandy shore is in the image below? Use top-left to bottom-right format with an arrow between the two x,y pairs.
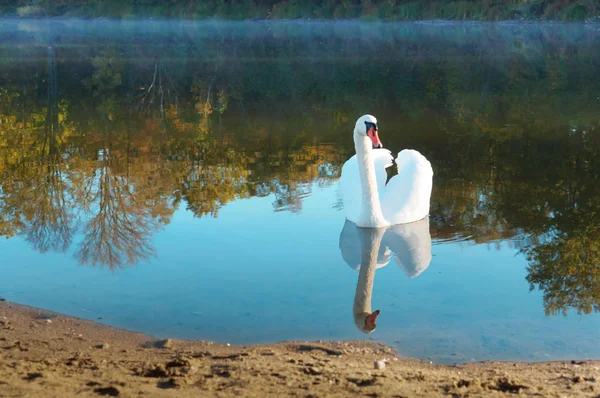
0,300 -> 598,397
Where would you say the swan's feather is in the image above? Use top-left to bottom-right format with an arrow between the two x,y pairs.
340,148 -> 432,226
379,149 -> 433,225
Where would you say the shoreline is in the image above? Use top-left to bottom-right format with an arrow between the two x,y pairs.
1,300 -> 598,397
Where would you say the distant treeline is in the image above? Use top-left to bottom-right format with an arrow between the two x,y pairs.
1,0 -> 599,20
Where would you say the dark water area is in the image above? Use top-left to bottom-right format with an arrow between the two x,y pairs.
1,20 -> 599,363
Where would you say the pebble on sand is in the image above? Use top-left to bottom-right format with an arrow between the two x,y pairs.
374,360 -> 386,370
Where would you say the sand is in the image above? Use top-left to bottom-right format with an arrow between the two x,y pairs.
0,300 -> 598,397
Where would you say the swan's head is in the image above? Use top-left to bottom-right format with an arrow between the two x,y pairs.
354,309 -> 380,334
354,114 -> 382,149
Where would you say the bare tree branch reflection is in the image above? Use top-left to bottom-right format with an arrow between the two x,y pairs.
23,45 -> 74,253
75,149 -> 156,268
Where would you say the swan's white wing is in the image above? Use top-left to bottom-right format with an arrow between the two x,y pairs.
373,149 -> 395,185
340,150 -> 393,223
341,150 -> 393,190
380,149 -> 433,225
340,156 -> 362,223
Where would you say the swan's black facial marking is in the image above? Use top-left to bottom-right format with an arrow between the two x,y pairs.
364,121 -> 378,135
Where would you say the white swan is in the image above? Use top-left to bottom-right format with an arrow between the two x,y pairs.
339,217 -> 432,333
340,115 -> 433,228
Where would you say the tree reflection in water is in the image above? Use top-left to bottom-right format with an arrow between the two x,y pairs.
0,21 -> 599,315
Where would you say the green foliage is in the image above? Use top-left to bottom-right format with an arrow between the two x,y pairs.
526,218 -> 600,316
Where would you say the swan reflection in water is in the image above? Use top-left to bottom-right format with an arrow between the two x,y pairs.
338,217 -> 432,333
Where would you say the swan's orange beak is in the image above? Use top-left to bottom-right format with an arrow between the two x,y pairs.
368,127 -> 382,149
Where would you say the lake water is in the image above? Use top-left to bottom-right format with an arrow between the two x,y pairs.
1,19 -> 600,364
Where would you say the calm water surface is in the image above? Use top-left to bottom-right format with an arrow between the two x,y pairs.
1,20 -> 600,364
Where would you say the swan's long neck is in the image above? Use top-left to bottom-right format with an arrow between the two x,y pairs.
354,131 -> 385,227
353,227 -> 384,332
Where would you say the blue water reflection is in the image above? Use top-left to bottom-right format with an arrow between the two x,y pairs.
2,183 -> 599,363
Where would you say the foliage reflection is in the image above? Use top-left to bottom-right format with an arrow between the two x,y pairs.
1,21 -> 599,316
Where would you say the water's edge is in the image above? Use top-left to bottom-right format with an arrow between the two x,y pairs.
2,298 -> 594,365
